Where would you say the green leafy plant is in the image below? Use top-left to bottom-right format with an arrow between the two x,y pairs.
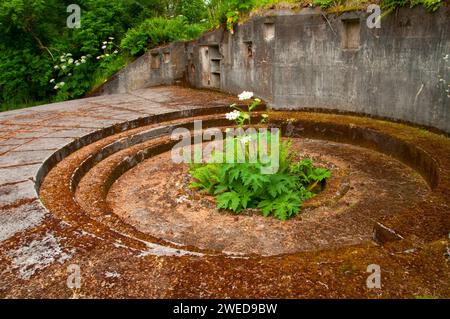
226,11 -> 240,33
313,0 -> 336,9
120,16 -> 206,56
189,92 -> 331,220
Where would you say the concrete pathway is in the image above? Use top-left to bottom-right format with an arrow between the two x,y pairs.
0,86 -> 239,297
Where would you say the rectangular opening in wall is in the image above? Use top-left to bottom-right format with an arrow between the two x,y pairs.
199,46 -> 210,87
208,45 -> 221,89
211,60 -> 220,74
341,19 -> 360,50
243,41 -> 253,59
210,73 -> 220,88
199,45 -> 221,89
151,53 -> 160,69
209,45 -> 221,60
163,51 -> 170,63
264,23 -> 275,42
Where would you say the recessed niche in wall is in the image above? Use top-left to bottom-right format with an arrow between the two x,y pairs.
151,53 -> 160,69
264,23 -> 275,41
243,41 -> 253,59
209,45 -> 221,60
210,72 -> 220,88
199,44 -> 221,89
209,45 -> 221,88
211,59 -> 220,74
341,19 -> 361,50
163,51 -> 170,63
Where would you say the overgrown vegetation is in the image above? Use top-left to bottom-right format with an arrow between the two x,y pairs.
121,16 -> 205,56
189,92 -> 331,220
0,0 -> 445,111
0,0 -> 208,111
381,0 -> 443,12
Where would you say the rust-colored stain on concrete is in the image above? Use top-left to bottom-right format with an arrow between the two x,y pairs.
0,86 -> 449,298
105,139 -> 429,256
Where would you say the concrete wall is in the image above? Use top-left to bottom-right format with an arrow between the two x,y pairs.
95,42 -> 187,95
97,6 -> 450,133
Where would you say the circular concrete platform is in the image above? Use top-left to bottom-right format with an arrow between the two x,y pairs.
1,86 -> 449,298
103,138 -> 428,256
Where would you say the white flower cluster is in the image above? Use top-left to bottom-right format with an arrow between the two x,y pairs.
238,91 -> 254,101
97,37 -> 118,60
74,55 -> 88,66
54,52 -> 87,71
51,52 -> 90,89
225,110 -> 241,120
53,82 -> 65,90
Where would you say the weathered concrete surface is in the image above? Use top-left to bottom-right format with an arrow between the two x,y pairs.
0,86 -> 236,244
95,42 -> 188,95
0,85 -> 449,298
97,7 -> 450,133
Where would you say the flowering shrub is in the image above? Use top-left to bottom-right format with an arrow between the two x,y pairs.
51,53 -> 88,91
189,91 -> 331,220
97,37 -> 119,61
0,0 -> 207,110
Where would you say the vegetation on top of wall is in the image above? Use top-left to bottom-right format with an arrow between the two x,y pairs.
381,0 -> 443,12
121,16 -> 206,56
251,0 -> 444,12
214,0 -> 445,36
311,0 -> 444,11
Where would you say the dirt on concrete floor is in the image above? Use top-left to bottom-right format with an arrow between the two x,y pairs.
104,138 -> 429,256
4,108 -> 449,298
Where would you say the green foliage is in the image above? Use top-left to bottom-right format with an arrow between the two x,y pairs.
377,0 -> 443,11
189,134 -> 330,220
189,95 -> 331,220
0,46 -> 53,109
121,16 -> 205,56
226,11 -> 240,33
91,54 -> 131,91
313,0 -> 336,9
404,0 -> 442,11
0,0 -> 205,110
290,158 -> 331,186
205,0 -> 256,30
168,0 -> 208,23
